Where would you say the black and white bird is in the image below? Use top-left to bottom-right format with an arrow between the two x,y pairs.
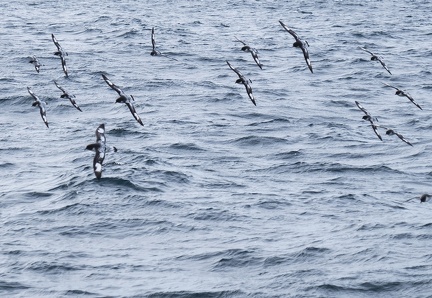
359,47 -> 392,75
27,87 -> 49,128
355,101 -> 382,141
53,80 -> 82,112
383,83 -> 422,110
150,27 -> 177,61
102,74 -> 144,126
226,60 -> 256,106
85,124 -> 107,179
384,128 -> 413,146
406,194 -> 432,203
29,55 -> 41,73
279,20 -> 313,73
52,34 -> 69,77
234,36 -> 263,69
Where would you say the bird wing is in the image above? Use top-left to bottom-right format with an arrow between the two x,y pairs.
250,49 -> 263,69
355,101 -> 370,116
300,46 -> 313,73
279,20 -> 300,42
359,47 -> 375,56
126,101 -> 144,126
102,74 -> 123,96
234,36 -> 247,46
51,34 -> 62,51
151,27 -> 156,50
27,87 -> 39,102
395,132 -> 413,146
226,60 -> 243,80
382,82 -> 399,91
54,80 -> 66,94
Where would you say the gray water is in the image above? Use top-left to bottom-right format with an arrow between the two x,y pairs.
1,0 -> 432,297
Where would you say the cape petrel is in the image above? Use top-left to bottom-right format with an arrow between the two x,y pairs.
52,34 -> 69,77
102,74 -> 144,126
383,82 -> 422,110
27,87 -> 49,128
150,27 -> 177,61
234,36 -> 263,69
226,60 -> 256,106
355,101 -> 382,141
279,20 -> 313,73
86,124 -> 107,179
29,55 -> 41,73
54,80 -> 82,112
359,47 -> 392,75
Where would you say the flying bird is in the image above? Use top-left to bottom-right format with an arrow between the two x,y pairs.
279,20 -> 313,73
27,87 -> 49,128
234,36 -> 263,69
406,194 -> 432,203
355,101 -> 382,141
150,27 -> 177,61
226,60 -> 256,106
53,80 -> 82,112
102,74 -> 144,126
52,34 -> 69,77
85,124 -> 107,179
29,55 -> 41,73
359,47 -> 392,75
384,128 -> 413,146
383,82 -> 422,110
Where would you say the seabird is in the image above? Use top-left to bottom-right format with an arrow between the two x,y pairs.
406,194 -> 432,203
102,74 -> 144,126
359,47 -> 392,75
383,82 -> 422,110
51,33 -> 69,77
355,101 -> 382,141
150,27 -> 177,61
53,80 -> 82,112
27,87 -> 49,128
226,60 -> 256,106
279,20 -> 313,73
384,128 -> 413,146
29,55 -> 41,73
234,36 -> 263,69
85,124 -> 107,179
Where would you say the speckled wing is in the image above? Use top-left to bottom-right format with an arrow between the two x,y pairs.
94,124 -> 106,179
126,97 -> 144,126
102,74 -> 124,97
151,27 -> 156,50
279,20 -> 300,42
226,60 -> 243,80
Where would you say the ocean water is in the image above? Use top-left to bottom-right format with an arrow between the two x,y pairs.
1,0 -> 432,297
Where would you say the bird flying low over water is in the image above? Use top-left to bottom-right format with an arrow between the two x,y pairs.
102,74 -> 144,126
150,27 -> 177,61
279,20 -> 313,73
359,47 -> 392,75
51,34 -> 69,77
85,124 -> 107,179
234,36 -> 263,69
53,80 -> 82,112
406,194 -> 432,203
355,101 -> 382,141
27,87 -> 49,128
226,60 -> 256,106
383,83 -> 422,110
29,55 -> 41,73
384,128 -> 413,146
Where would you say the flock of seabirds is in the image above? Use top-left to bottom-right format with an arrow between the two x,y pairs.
26,21 -> 429,203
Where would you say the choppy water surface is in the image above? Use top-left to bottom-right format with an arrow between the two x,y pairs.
1,0 -> 432,297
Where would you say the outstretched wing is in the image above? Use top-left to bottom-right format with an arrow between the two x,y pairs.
383,82 -> 399,91
300,46 -> 313,73
54,80 -> 66,93
355,101 -> 369,116
126,100 -> 144,126
151,27 -> 156,50
234,36 -> 247,46
377,58 -> 392,75
27,87 -> 39,101
395,132 -> 413,146
51,34 -> 62,51
250,49 -> 263,70
359,47 -> 375,56
102,74 -> 123,96
226,60 -> 243,80
279,20 -> 300,42
38,102 -> 49,128
94,124 -> 106,179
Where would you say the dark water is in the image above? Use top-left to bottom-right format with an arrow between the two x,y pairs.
1,0 -> 432,297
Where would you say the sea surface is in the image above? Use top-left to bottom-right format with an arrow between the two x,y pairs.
1,0 -> 432,297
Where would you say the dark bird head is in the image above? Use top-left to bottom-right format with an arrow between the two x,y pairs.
370,56 -> 378,61
385,129 -> 395,135
362,115 -> 371,121
395,90 -> 402,96
235,78 -> 244,84
241,45 -> 250,52
293,41 -> 302,48
420,194 -> 431,203
86,143 -> 99,151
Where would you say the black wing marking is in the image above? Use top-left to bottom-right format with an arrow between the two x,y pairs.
355,101 -> 382,141
54,81 -> 82,112
28,87 -> 49,128
226,61 -> 256,106
383,83 -> 422,110
385,129 -> 413,146
359,47 -> 375,56
126,98 -> 144,126
226,60 -> 243,80
93,124 -> 106,179
102,74 -> 123,96
279,20 -> 313,73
